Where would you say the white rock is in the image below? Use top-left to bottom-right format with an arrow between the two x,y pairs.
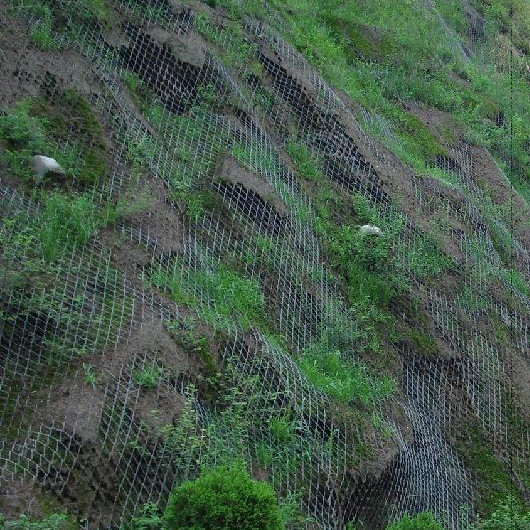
30,155 -> 64,181
359,224 -> 383,236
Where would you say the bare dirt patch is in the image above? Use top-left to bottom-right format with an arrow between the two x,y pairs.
0,3 -> 101,109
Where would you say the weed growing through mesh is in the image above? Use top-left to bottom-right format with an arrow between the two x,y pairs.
149,255 -> 267,332
82,363 -> 97,388
298,350 -> 394,406
286,138 -> 322,181
30,23 -> 56,50
12,0 -> 112,49
0,512 -> 76,530
121,77 -> 222,220
231,142 -> 278,175
132,365 -> 165,388
0,192 -> 128,264
384,512 -> 445,530
269,415 -> 295,443
194,12 -> 262,75
9,2 -> 58,50
124,0 -> 173,23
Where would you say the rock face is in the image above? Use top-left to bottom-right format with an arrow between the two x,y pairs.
30,155 -> 64,182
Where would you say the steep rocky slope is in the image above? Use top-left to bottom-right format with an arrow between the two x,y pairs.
0,0 -> 529,528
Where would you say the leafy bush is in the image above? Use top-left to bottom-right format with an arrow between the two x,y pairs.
476,496 -> 530,530
163,463 -> 284,530
386,512 -> 445,530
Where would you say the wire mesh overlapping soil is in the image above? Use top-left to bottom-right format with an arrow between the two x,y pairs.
0,0 -> 529,528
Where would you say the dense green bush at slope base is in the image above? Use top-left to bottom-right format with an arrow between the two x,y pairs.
163,463 -> 284,530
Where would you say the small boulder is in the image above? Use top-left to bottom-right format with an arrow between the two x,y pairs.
359,224 -> 383,236
30,155 -> 65,182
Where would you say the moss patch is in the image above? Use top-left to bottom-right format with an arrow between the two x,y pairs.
28,89 -> 108,187
452,418 -> 523,517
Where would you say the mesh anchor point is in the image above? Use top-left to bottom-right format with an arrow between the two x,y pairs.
31,155 -> 65,182
359,224 -> 383,236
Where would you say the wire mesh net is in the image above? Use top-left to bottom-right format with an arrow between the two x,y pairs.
0,1 -> 527,528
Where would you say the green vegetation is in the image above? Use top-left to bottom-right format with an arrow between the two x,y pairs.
124,0 -> 173,23
0,92 -> 107,187
453,421 -> 524,517
268,415 -> 295,443
149,262 -> 266,332
133,365 -> 165,388
31,21 -> 57,50
206,0 -> 529,200
0,513 -> 76,530
475,496 -> 530,530
163,463 -> 284,530
121,503 -> 161,530
122,73 -> 222,221
298,350 -> 394,406
402,328 -> 440,356
285,139 -> 322,181
313,192 -> 406,353
0,90 -> 136,431
406,234 -> 456,279
8,2 -> 58,50
83,363 -> 97,387
385,512 -> 445,530
168,319 -> 218,381
3,1 -> 530,528
39,193 -> 108,260
194,12 -> 262,75
1,191 -> 125,263
12,0 -> 111,28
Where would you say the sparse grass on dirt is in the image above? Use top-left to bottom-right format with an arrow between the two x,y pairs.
11,0 -> 112,33
149,261 -> 267,332
206,0 -> 529,195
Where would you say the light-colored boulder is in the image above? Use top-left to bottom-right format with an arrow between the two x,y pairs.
30,155 -> 64,182
359,224 -> 383,236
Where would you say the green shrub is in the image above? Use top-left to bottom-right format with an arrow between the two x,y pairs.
386,512 -> 445,530
476,496 -> 530,530
163,463 -> 284,530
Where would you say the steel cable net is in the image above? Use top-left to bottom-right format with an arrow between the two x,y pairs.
0,1 -> 528,528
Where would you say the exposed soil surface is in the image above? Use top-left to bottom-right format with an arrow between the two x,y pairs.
1,1 -> 529,527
